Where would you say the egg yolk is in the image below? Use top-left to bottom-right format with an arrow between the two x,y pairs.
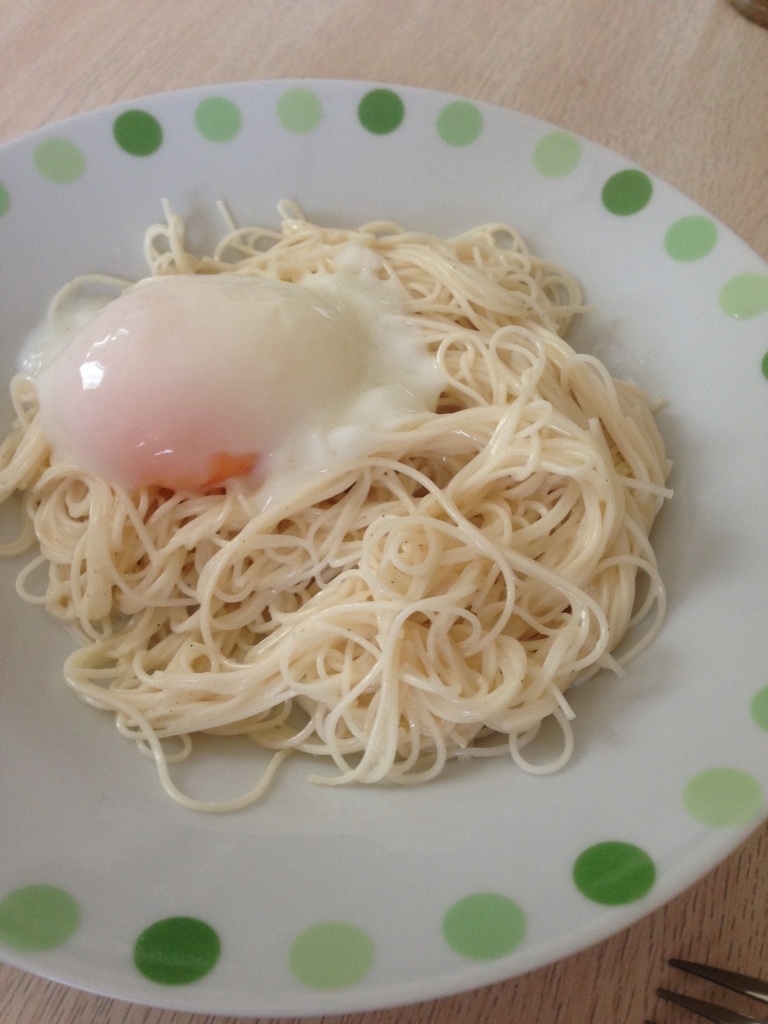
35,273 -> 368,491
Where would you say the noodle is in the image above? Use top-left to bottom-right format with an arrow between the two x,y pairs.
0,202 -> 671,810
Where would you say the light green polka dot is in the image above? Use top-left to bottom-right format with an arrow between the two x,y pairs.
113,110 -> 163,157
33,138 -> 86,184
289,921 -> 374,989
436,100 -> 483,146
133,916 -> 221,985
357,88 -> 405,135
0,183 -> 9,217
751,686 -> 768,730
664,214 -> 718,261
602,169 -> 653,216
194,96 -> 242,142
572,841 -> 656,905
683,767 -> 764,827
533,132 -> 581,177
442,892 -> 526,960
0,884 -> 80,952
276,88 -> 323,133
719,272 -> 768,319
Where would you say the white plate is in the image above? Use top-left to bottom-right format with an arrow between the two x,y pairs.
0,80 -> 766,1016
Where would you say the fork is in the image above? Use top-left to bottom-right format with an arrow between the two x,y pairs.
646,958 -> 768,1024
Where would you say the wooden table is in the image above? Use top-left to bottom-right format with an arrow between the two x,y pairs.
1,2 -> 766,1022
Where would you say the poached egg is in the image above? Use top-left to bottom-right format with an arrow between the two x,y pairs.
31,259 -> 443,494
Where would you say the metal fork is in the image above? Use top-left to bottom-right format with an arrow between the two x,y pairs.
646,958 -> 768,1024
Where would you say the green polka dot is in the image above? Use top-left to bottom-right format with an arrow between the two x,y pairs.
357,88 -> 405,135
133,916 -> 220,985
751,686 -> 768,731
194,96 -> 242,142
664,214 -> 718,261
0,183 -> 9,217
762,351 -> 768,380
113,110 -> 163,157
573,841 -> 656,905
436,100 -> 483,146
533,132 -> 582,177
601,169 -> 653,216
33,138 -> 86,184
276,87 -> 323,133
289,921 -> 374,989
0,885 -> 80,952
719,272 -> 768,319
683,768 -> 764,828
442,892 -> 526,960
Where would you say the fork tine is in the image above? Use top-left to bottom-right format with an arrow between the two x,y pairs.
657,987 -> 764,1024
670,959 -> 768,1005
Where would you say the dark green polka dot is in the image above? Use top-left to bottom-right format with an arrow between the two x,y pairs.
34,138 -> 86,184
0,183 -> 9,217
664,214 -> 718,261
601,169 -> 653,216
436,100 -> 483,146
573,841 -> 656,905
357,88 -> 405,135
194,96 -> 242,142
683,768 -> 764,827
719,272 -> 768,318
751,686 -> 768,730
442,892 -> 526,960
288,921 -> 374,989
533,132 -> 581,177
133,916 -> 220,985
0,884 -> 80,951
277,87 -> 323,133
113,110 -> 163,157
762,351 -> 768,380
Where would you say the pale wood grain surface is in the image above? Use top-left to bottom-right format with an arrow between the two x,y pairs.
1,2 -> 766,1022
